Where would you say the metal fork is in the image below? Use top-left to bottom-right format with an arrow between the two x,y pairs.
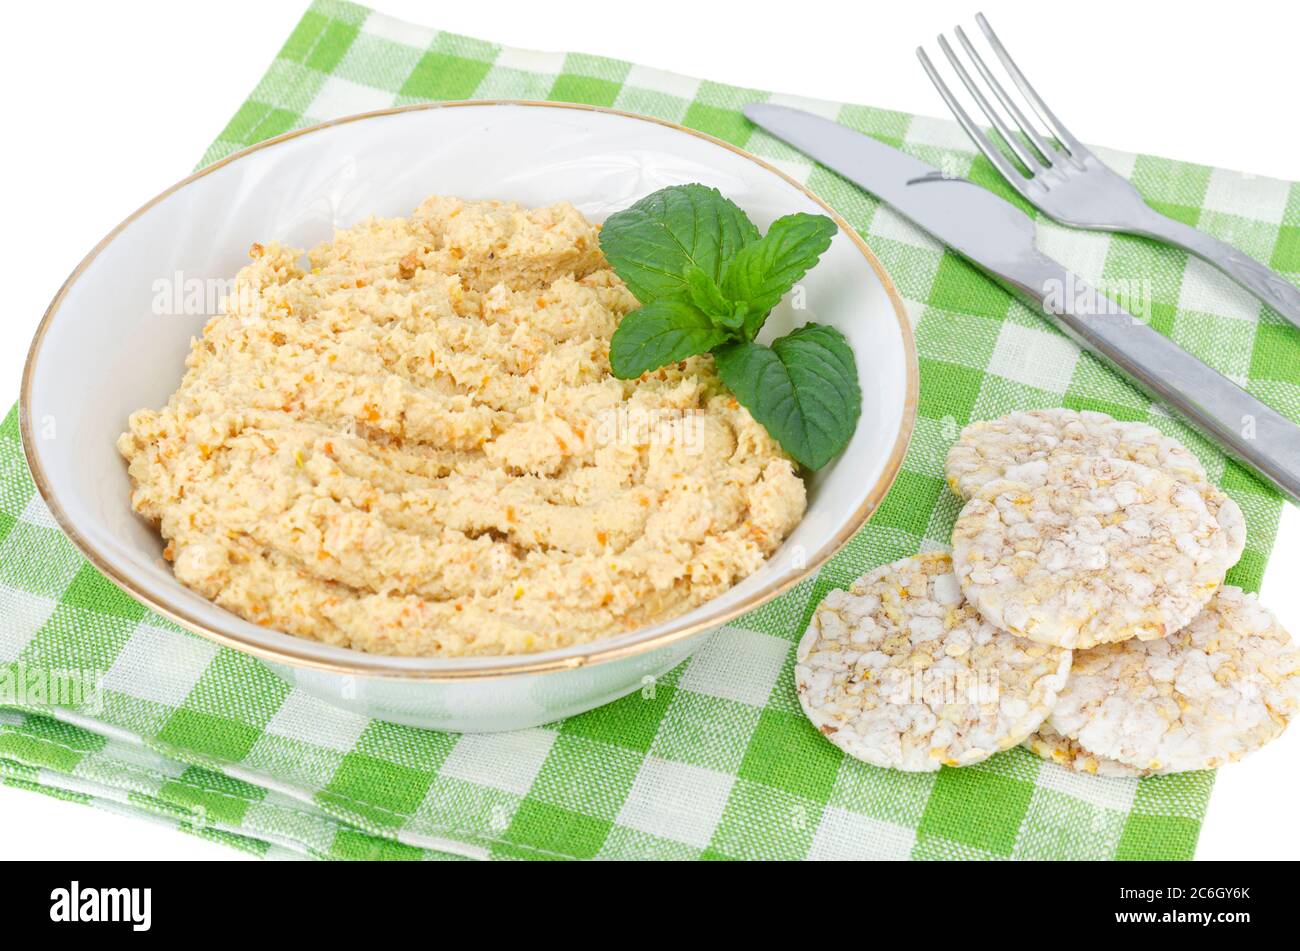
918,12 -> 1300,330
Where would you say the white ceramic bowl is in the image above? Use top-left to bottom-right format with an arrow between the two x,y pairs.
21,101 -> 916,732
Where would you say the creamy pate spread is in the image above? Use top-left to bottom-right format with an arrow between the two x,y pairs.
119,196 -> 807,656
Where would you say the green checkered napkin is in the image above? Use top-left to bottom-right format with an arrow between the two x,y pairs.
3,0 -> 1299,861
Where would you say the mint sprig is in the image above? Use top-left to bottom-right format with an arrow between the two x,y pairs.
713,326 -> 861,471
600,184 -> 860,470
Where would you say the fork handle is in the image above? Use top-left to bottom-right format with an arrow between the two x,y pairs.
1129,208 -> 1300,329
1010,254 -> 1300,503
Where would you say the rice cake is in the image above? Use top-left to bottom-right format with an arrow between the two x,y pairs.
951,455 -> 1233,648
945,408 -> 1207,500
1048,586 -> 1300,773
796,552 -> 1072,772
1203,485 -> 1247,569
1023,723 -> 1151,779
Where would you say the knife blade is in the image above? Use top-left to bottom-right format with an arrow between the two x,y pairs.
746,103 -> 1300,504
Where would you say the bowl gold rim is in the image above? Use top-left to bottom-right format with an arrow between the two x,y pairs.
20,98 -> 919,681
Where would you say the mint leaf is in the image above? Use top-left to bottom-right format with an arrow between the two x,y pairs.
722,302 -> 749,333
684,265 -> 749,332
608,299 -> 730,379
720,213 -> 837,338
712,323 -> 860,470
684,265 -> 730,316
599,185 -> 859,466
600,184 -> 761,304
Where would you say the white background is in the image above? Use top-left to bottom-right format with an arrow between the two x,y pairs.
1,0 -> 1297,860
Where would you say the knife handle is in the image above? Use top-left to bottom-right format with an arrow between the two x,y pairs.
1012,254 -> 1300,504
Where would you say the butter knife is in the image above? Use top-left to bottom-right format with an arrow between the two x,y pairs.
745,103 -> 1300,504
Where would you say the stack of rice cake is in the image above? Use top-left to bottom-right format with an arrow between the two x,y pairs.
796,409 -> 1300,775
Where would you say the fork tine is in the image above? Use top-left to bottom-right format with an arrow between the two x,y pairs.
953,25 -> 1060,168
975,12 -> 1090,162
936,34 -> 1045,175
916,47 -> 1032,197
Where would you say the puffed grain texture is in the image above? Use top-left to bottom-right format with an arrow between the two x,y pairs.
945,408 -> 1206,500
1048,586 -> 1300,772
796,552 -> 1071,772
1022,723 -> 1151,778
951,455 -> 1232,649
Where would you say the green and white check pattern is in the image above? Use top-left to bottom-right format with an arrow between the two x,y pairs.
4,0 -> 1299,860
